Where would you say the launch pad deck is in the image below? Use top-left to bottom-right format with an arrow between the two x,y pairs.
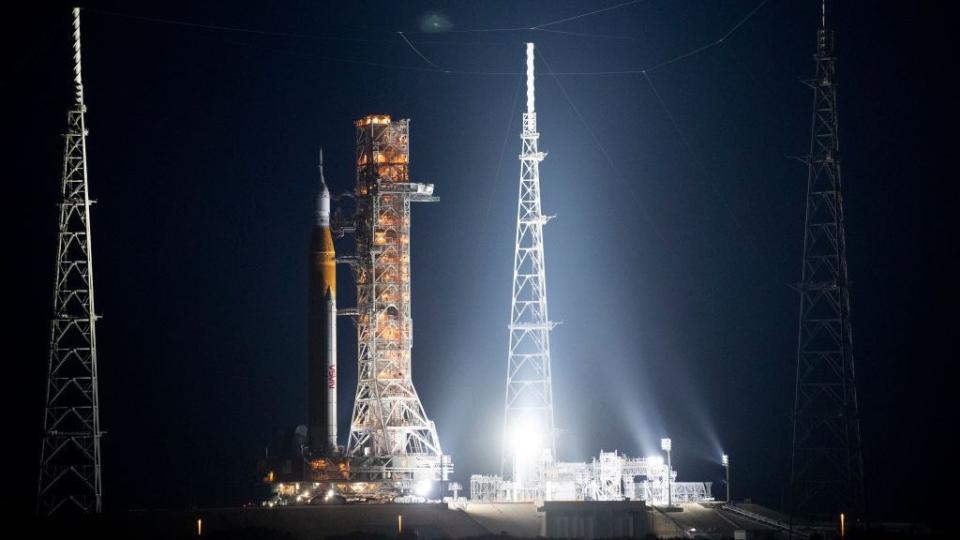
34,502 -> 803,539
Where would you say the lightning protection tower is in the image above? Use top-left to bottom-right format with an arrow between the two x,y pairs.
345,115 -> 449,487
38,7 -> 104,515
790,0 -> 864,523
502,43 -> 557,488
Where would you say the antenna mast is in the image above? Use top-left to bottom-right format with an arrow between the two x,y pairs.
38,7 -> 104,515
502,43 -> 557,498
789,0 -> 865,522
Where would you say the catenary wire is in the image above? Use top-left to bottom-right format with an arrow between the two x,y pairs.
88,1 -> 769,78
641,69 -> 782,280
482,76 -> 525,236
532,0 -> 647,30
536,49 -> 667,244
397,31 -> 444,70
89,8 -> 385,43
539,48 -> 726,304
533,28 -> 639,41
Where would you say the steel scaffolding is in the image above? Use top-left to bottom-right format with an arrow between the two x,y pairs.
37,7 -> 103,515
345,115 -> 449,486
502,43 -> 557,490
471,451 -> 710,506
789,0 -> 865,522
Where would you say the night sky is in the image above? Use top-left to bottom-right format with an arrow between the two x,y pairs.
6,0 -> 953,527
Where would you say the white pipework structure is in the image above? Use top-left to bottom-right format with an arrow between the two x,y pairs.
471,450 -> 710,506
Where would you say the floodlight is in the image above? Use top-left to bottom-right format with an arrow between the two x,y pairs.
510,421 -> 541,457
415,480 -> 432,497
661,438 -> 672,452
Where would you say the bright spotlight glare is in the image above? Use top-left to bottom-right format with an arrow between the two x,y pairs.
660,438 -> 672,452
722,454 -> 729,467
415,480 -> 432,497
510,421 -> 542,457
647,455 -> 664,467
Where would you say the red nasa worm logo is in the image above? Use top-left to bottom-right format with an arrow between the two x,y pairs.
327,365 -> 336,389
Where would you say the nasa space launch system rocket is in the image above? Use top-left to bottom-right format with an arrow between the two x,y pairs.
308,150 -> 337,455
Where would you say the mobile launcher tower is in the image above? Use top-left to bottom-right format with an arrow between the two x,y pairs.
344,115 -> 451,488
265,116 -> 450,505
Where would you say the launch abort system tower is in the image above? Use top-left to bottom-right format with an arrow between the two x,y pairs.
345,115 -> 450,486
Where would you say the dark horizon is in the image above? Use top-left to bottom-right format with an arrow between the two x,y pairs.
6,0 -> 952,528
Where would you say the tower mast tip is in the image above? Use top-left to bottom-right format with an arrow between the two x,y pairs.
525,43 -> 535,115
71,7 -> 84,103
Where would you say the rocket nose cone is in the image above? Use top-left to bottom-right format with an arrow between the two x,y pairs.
317,183 -> 331,226
316,146 -> 331,226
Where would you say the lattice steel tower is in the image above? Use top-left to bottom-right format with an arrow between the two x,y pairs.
789,0 -> 864,521
345,115 -> 449,485
38,7 -> 103,515
502,43 -> 557,480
